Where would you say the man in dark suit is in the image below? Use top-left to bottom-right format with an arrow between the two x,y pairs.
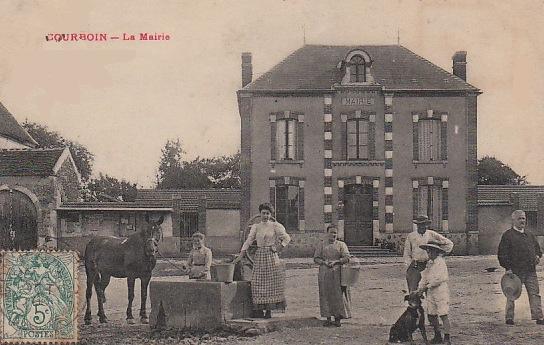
498,210 -> 544,325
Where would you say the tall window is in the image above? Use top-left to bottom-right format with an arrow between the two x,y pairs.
349,55 -> 366,82
417,185 -> 443,231
418,119 -> 441,161
275,185 -> 299,231
347,119 -> 369,160
276,118 -> 297,160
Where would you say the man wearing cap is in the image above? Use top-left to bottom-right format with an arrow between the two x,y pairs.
403,215 -> 454,292
498,210 -> 544,325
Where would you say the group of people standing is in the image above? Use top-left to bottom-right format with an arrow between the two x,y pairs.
238,203 -> 352,325
187,202 -> 544,344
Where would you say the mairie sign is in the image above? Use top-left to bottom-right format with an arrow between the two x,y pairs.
341,97 -> 375,106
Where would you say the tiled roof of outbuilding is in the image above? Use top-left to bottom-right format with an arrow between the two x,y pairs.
477,185 -> 544,211
136,189 -> 240,210
57,201 -> 172,211
242,45 -> 479,92
0,148 -> 65,176
0,102 -> 38,147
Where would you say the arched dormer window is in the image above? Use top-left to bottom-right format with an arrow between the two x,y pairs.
340,49 -> 374,85
349,55 -> 366,82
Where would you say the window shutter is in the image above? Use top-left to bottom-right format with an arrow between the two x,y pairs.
341,116 -> 347,159
441,120 -> 447,161
413,120 -> 419,161
418,186 -> 428,216
431,186 -> 442,230
287,119 -> 296,159
418,120 -> 433,161
359,120 -> 369,159
432,120 -> 440,161
276,119 -> 286,160
369,120 -> 376,160
412,182 -> 419,219
347,120 -> 357,159
297,119 -> 304,160
270,119 -> 277,161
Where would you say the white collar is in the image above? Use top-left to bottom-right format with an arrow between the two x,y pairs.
513,226 -> 525,233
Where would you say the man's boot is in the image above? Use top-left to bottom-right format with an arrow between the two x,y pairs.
444,334 -> 451,345
430,330 -> 443,344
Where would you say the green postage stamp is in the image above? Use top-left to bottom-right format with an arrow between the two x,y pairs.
0,251 -> 78,343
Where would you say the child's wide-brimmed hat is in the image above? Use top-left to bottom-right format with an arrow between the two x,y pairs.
413,215 -> 432,224
419,241 -> 447,253
501,272 -> 522,300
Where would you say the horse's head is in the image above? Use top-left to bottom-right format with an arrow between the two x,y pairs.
143,214 -> 164,258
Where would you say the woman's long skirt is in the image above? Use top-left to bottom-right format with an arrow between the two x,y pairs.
251,247 -> 287,311
317,265 -> 351,319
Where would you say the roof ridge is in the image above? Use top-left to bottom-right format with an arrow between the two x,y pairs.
305,44 -> 400,48
398,46 -> 478,90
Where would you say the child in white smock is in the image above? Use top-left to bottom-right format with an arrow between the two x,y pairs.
418,240 -> 453,345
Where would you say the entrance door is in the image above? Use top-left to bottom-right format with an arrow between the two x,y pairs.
343,184 -> 373,245
0,189 -> 38,250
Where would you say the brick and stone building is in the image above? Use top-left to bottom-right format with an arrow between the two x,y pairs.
0,148 -> 82,249
0,101 -> 82,250
237,45 -> 481,256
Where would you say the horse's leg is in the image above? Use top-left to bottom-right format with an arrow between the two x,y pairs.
126,276 -> 136,324
94,275 -> 108,323
84,268 -> 95,325
100,274 -> 111,304
140,275 -> 151,323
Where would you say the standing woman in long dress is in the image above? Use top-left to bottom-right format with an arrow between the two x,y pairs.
239,203 -> 291,318
314,225 -> 352,327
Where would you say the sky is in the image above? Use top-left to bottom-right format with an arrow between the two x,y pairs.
1,0 -> 543,186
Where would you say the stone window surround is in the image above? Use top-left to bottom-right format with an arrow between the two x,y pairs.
269,111 -> 305,163
412,177 -> 449,232
340,110 -> 376,161
269,176 -> 305,232
412,110 -> 448,163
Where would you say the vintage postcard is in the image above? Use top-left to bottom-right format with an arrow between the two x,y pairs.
1,1 -> 544,344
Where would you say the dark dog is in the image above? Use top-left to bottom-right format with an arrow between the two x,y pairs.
388,291 -> 429,345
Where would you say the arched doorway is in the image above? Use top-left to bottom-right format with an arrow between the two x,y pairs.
0,189 -> 38,250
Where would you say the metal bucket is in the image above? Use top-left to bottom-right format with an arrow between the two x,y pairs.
212,263 -> 235,283
341,264 -> 361,287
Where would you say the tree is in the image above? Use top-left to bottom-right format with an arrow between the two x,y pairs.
155,138 -> 240,189
478,156 -> 528,185
22,120 -> 94,182
84,173 -> 138,202
204,152 -> 241,188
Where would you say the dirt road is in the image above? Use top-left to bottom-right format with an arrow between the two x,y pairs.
79,256 -> 544,344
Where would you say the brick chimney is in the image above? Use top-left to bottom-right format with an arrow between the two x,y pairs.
241,52 -> 252,88
452,51 -> 467,81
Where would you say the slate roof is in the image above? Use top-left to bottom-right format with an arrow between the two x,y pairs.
242,45 -> 479,92
136,189 -> 241,210
477,185 -> 544,211
0,102 -> 38,147
0,148 -> 65,176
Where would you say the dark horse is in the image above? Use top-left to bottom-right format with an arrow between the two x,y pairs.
84,214 -> 163,325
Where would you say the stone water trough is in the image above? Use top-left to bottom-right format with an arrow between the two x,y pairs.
148,277 -> 253,330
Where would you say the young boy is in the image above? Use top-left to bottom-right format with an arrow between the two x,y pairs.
186,232 -> 213,280
418,240 -> 453,345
